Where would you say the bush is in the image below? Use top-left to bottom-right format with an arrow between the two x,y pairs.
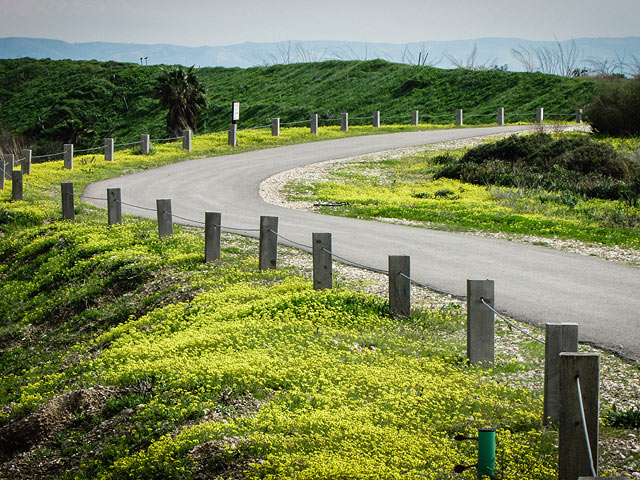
435,133 -> 640,203
587,75 -> 640,136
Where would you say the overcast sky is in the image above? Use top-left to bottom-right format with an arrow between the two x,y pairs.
1,0 -> 638,46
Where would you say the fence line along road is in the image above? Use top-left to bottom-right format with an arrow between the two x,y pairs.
82,126 -> 640,362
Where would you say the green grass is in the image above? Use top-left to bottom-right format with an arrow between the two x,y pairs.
0,127 -> 637,479
0,57 -> 597,153
284,133 -> 640,249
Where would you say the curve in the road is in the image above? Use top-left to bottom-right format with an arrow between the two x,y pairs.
83,127 -> 640,362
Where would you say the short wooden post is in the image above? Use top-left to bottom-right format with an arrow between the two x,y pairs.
64,144 -> 73,170
12,170 -> 23,201
3,154 -> 13,180
389,255 -> 411,317
141,134 -> 150,155
228,124 -> 237,147
107,188 -> 122,225
340,113 -> 349,132
536,107 -> 544,124
312,233 -> 332,290
21,149 -> 32,175
467,279 -> 495,365
372,111 -> 380,128
271,118 -> 280,137
455,109 -> 464,126
576,109 -> 583,124
411,109 -> 419,126
61,182 -> 75,220
544,323 -> 579,425
497,107 -> 505,126
182,129 -> 192,151
105,138 -> 114,161
156,198 -> 173,238
204,211 -> 222,262
310,113 -> 318,135
0,159 -> 5,190
559,353 -> 600,480
259,216 -> 278,270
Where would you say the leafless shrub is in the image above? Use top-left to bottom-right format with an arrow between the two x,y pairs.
444,44 -> 497,70
512,39 -> 586,76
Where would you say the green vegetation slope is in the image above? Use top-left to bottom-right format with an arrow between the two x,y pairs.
0,58 -> 597,153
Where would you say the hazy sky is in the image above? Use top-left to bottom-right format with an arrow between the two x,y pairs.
1,0 -> 638,46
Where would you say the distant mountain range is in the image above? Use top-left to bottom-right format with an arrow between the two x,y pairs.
1,36 -> 639,73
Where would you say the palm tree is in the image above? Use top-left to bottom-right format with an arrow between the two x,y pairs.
154,66 -> 207,137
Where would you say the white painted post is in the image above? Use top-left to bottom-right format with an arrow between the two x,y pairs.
141,134 -> 150,155
271,118 -> 280,137
310,113 -> 319,135
64,144 -> 73,170
182,129 -> 192,151
228,124 -> 237,147
536,107 -> 544,124
372,111 -> 381,128
467,279 -> 494,365
341,113 -> 349,132
411,110 -> 419,126
21,149 -> 31,175
455,109 -> 464,126
105,138 -> 114,161
497,107 -> 505,126
576,109 -> 583,124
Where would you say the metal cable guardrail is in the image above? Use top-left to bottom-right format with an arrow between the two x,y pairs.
115,199 -> 157,213
114,140 -> 143,148
73,145 -> 104,154
269,229 -> 313,250
575,376 -> 597,477
480,297 -> 545,344
32,151 -> 65,160
398,272 -> 462,298
321,246 -> 387,273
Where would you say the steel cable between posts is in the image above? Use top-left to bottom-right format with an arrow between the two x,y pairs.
398,272 -> 462,298
73,145 -> 104,154
162,210 -> 206,225
193,129 -> 227,138
480,297 -> 545,345
268,229 -> 313,251
576,376 -> 597,477
150,136 -> 184,143
321,247 -> 388,273
115,199 -> 157,213
278,119 -> 310,126
32,151 -> 65,160
114,141 -> 143,148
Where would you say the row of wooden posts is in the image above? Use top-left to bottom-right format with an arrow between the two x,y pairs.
0,107 -> 583,176
19,182 -> 603,479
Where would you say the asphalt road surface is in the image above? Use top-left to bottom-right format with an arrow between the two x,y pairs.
83,126 -> 640,361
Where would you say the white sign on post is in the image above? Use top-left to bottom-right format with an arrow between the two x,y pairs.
232,101 -> 240,122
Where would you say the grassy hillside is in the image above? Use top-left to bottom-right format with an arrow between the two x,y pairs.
0,129 -> 638,479
0,58 -> 597,153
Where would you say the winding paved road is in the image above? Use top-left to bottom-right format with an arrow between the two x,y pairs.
83,126 -> 640,361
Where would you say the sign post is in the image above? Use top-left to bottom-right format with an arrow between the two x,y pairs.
232,101 -> 240,125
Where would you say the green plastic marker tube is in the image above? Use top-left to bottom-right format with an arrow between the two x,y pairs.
477,428 -> 496,479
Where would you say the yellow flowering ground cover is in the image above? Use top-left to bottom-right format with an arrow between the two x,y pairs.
0,127 -> 633,479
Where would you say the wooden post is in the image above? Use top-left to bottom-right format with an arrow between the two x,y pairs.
455,109 -> 464,126
497,107 -> 505,126
536,107 -> 544,124
21,149 -> 32,175
141,134 -> 150,155
205,211 -> 222,262
411,110 -> 419,126
272,118 -> 280,137
312,233 -> 332,290
340,113 -> 349,132
559,353 -> 600,480
61,182 -> 74,220
389,255 -> 411,317
107,188 -> 122,225
466,279 -> 495,365
64,144 -> 73,170
576,109 -> 583,124
156,199 -> 173,238
105,138 -> 114,161
259,216 -> 278,270
228,124 -> 237,147
0,158 -> 5,190
12,170 -> 23,201
182,129 -> 192,151
310,113 -> 318,135
372,111 -> 381,128
544,323 -> 579,425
